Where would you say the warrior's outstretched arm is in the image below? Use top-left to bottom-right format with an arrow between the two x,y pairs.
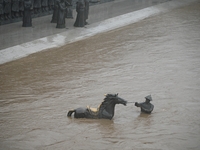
135,102 -> 142,107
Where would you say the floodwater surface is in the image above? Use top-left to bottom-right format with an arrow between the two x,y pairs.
0,2 -> 200,150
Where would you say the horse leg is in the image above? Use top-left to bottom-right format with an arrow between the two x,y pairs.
101,109 -> 113,120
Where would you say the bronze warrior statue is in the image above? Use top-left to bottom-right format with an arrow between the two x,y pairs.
73,0 -> 85,27
135,95 -> 154,114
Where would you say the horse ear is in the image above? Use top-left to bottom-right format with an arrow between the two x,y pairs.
116,93 -> 118,96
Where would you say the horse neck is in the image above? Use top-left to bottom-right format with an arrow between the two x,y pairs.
100,101 -> 116,115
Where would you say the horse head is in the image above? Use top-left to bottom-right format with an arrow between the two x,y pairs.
104,93 -> 127,106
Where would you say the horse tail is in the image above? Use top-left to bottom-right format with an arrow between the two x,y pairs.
67,109 -> 75,117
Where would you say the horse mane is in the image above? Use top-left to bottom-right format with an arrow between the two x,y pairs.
99,95 -> 115,110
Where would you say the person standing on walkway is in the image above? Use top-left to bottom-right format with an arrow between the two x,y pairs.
22,0 -> 32,27
65,0 -> 73,18
51,0 -> 58,23
56,0 -> 66,28
74,0 -> 85,27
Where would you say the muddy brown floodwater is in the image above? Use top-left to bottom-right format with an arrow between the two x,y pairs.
1,2 -> 200,150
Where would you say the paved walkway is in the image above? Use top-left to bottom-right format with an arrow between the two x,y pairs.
0,0 -> 197,64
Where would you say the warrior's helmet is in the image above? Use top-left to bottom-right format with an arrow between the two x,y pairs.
145,95 -> 152,101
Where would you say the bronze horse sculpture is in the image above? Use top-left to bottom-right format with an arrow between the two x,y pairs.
67,94 -> 127,119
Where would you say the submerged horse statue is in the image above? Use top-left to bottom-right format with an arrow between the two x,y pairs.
67,94 -> 127,119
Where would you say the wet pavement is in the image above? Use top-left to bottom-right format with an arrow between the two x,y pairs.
0,0 -> 157,50
0,0 -> 175,64
0,0 -> 200,150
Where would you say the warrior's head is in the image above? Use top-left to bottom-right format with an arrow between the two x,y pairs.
145,95 -> 152,103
